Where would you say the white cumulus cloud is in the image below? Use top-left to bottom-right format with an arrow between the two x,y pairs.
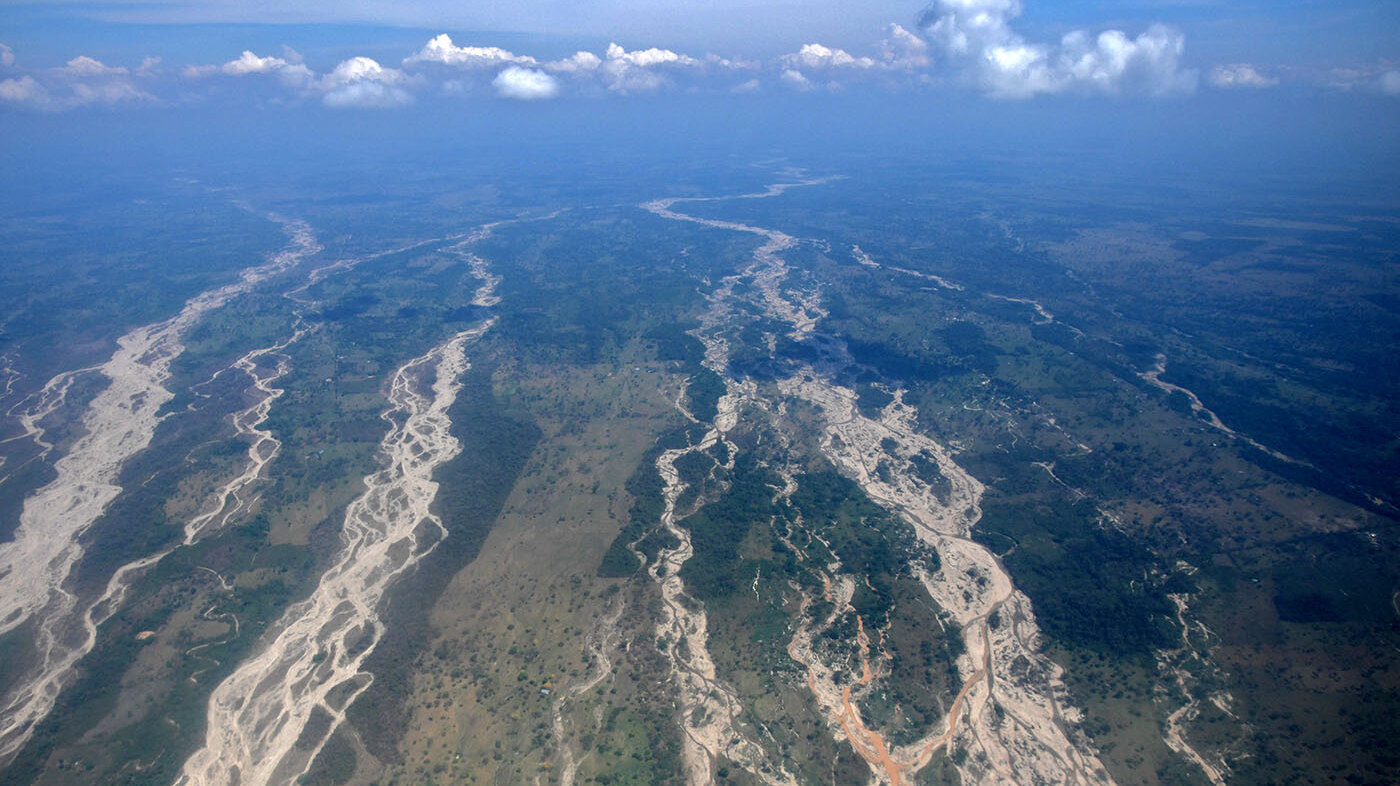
322,56 -> 404,89
1208,63 -> 1278,89
0,7 -> 1273,111
222,50 -> 288,75
0,60 -> 155,111
596,42 -> 710,93
920,0 -> 1196,97
780,68 -> 814,91
0,75 -> 46,104
879,24 -> 930,70
775,28 -> 934,89
320,56 -> 414,108
60,56 -> 127,77
605,43 -> 697,68
405,34 -> 536,68
1059,26 -> 1195,96
322,81 -> 414,108
545,51 -> 603,74
182,50 -> 314,89
783,43 -> 876,70
492,67 -> 558,99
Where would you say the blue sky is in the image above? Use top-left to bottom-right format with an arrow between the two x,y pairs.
4,0 -> 1394,59
0,0 -> 1397,110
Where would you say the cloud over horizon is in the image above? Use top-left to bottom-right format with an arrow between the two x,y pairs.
918,0 -> 1197,98
1209,63 -> 1278,89
0,2 -> 1393,113
320,56 -> 414,108
405,34 -> 537,69
177,48 -> 415,108
493,66 -> 559,99
0,52 -> 156,110
182,49 -> 315,90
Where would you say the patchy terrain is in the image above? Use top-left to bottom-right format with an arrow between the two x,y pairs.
0,148 -> 1395,786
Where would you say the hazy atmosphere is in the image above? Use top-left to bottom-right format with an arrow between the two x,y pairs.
1,2 -> 1397,786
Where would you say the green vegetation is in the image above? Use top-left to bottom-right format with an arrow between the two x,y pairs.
787,470 -> 926,619
679,453 -> 787,601
586,704 -> 683,785
4,509 -> 318,785
349,362 -> 541,764
667,445 -> 919,783
0,187 -> 287,392
685,368 -> 726,423
853,381 -> 894,418
645,322 -> 706,370
5,151 -> 1398,786
597,434 -> 675,578
976,496 -> 1174,658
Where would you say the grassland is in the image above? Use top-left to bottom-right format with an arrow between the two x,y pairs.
1,150 -> 1395,786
